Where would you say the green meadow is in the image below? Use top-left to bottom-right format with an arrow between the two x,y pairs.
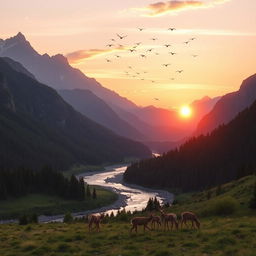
0,175 -> 255,256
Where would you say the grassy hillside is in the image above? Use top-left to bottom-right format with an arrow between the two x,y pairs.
0,176 -> 255,256
0,186 -> 117,220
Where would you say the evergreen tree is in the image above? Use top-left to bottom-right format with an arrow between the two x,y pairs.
86,185 -> 91,197
92,188 -> 97,199
216,184 -> 222,196
79,178 -> 85,200
249,181 -> 256,209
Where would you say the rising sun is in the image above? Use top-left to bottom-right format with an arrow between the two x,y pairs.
180,105 -> 192,118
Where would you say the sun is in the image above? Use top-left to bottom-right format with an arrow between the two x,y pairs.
180,105 -> 192,118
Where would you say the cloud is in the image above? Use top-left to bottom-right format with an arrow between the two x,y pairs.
137,0 -> 231,17
66,46 -> 126,64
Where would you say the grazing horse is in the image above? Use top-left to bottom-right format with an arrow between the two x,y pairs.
180,212 -> 200,229
88,213 -> 105,232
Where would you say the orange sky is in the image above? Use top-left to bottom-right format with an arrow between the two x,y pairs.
1,0 -> 256,109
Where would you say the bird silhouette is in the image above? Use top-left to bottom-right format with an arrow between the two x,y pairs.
192,54 -> 198,58
162,64 -> 171,67
168,28 -> 176,31
116,34 -> 127,40
155,52 -> 160,55
115,55 -> 121,58
140,54 -> 147,58
169,52 -> 177,55
176,70 -> 184,73
118,44 -> 124,48
106,44 -> 114,47
135,42 -> 142,46
147,48 -> 153,52
170,78 -> 175,80
129,49 -> 136,53
190,37 -> 196,41
110,39 -> 115,42
151,38 -> 158,41
151,80 -> 156,83
128,66 -> 133,69
184,41 -> 190,45
164,44 -> 171,48
154,98 -> 159,101
138,28 -> 144,31
105,59 -> 111,62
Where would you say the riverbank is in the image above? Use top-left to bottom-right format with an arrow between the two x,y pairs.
0,186 -> 117,224
0,175 -> 255,256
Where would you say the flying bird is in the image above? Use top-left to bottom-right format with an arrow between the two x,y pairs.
192,54 -> 198,58
169,52 -> 176,55
138,28 -> 144,31
129,49 -> 136,53
115,55 -> 121,58
164,44 -> 171,48
135,42 -> 142,46
116,34 -> 127,40
170,78 -> 175,81
162,64 -> 171,67
154,98 -> 159,101
106,44 -> 114,47
151,38 -> 158,41
118,44 -> 124,48
155,52 -> 160,55
140,54 -> 147,58
184,41 -> 190,45
176,70 -> 184,73
168,28 -> 176,31
147,48 -> 153,52
110,39 -> 115,42
105,59 -> 111,62
128,66 -> 133,69
190,37 -> 196,41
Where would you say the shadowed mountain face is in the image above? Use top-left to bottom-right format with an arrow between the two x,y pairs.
0,33 -> 220,146
0,33 -> 136,112
125,75 -> 256,191
0,58 -> 151,169
58,89 -> 147,141
196,74 -> 256,136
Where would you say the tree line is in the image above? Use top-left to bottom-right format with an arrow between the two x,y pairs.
0,166 -> 88,201
124,100 -> 256,192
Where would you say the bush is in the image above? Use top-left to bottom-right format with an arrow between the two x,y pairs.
200,196 -> 239,216
63,212 -> 73,223
19,215 -> 28,225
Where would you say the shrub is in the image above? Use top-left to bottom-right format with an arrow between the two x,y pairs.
19,215 -> 28,225
200,196 -> 239,216
63,212 -> 73,223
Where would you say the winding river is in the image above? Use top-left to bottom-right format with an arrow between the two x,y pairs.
1,164 -> 174,223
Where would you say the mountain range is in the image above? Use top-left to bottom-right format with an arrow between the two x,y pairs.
124,75 -> 256,191
0,33 -> 220,147
0,57 -> 151,169
196,74 -> 256,135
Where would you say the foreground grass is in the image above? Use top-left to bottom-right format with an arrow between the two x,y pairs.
0,186 -> 117,219
0,216 -> 256,256
0,175 -> 255,255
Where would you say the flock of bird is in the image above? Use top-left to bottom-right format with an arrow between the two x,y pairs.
102,27 -> 199,100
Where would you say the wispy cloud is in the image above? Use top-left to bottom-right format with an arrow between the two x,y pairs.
136,0 -> 231,17
66,46 -> 126,64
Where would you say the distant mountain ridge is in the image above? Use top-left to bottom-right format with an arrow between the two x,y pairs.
0,57 -> 151,169
58,89 -> 147,141
196,74 -> 256,135
124,74 -> 256,191
0,33 -> 220,146
0,33 -> 136,112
